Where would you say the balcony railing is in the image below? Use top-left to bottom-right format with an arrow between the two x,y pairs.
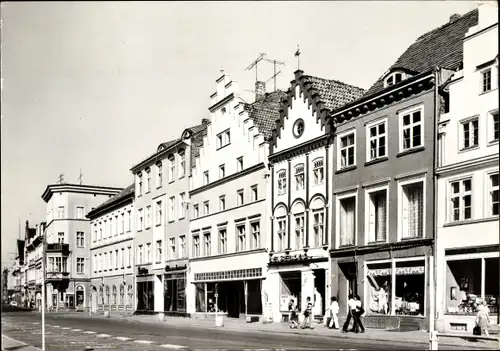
46,243 -> 70,255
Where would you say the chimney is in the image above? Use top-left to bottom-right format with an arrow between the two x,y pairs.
255,81 -> 266,102
449,13 -> 461,23
201,118 -> 210,125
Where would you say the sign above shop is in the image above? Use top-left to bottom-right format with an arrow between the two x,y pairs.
165,264 -> 187,272
369,266 -> 425,277
138,267 -> 149,275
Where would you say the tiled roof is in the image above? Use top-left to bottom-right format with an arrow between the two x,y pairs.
90,183 -> 134,215
186,122 -> 208,169
158,138 -> 181,152
365,9 -> 478,97
302,75 -> 366,111
244,90 -> 288,140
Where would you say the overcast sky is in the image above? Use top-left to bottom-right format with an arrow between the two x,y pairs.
1,1 -> 478,267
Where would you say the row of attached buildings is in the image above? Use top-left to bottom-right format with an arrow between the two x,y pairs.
8,2 -> 497,334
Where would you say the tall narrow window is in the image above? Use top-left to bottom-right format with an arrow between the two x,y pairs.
157,162 -> 163,187
401,109 -> 423,151
204,232 -> 211,256
237,157 -> 244,172
146,168 -> 151,192
295,164 -> 305,190
489,173 -> 499,216
179,236 -> 186,258
138,174 -> 143,196
250,222 -> 260,249
193,204 -> 199,219
127,210 -> 131,232
251,185 -> 258,202
76,231 -> 84,248
367,121 -> 387,161
219,229 -> 227,254
169,196 -> 175,222
237,224 -> 246,251
77,258 -> 84,274
237,189 -> 244,206
58,232 -> 64,244
340,133 -> 355,168
449,179 -> 472,222
120,213 -> 125,233
156,240 -> 162,263
76,206 -> 84,219
462,118 -> 479,149
219,164 -> 225,179
58,206 -> 65,219
203,171 -> 209,185
121,248 -> 125,268
401,182 -> 424,237
146,205 -> 152,228
277,218 -> 287,251
114,215 -> 119,235
115,249 -> 119,269
481,68 -> 492,93
169,238 -> 176,259
277,171 -> 287,195
219,195 -> 226,211
179,193 -> 186,219
204,201 -> 210,215
313,158 -> 324,185
169,155 -> 175,182
492,111 -> 499,142
294,214 -> 304,249
138,245 -> 143,264
367,189 -> 387,242
179,150 -> 186,178
339,197 -> 356,246
138,209 -> 143,231
146,243 -> 151,263
193,235 -> 200,258
156,200 -> 163,226
313,210 -> 324,247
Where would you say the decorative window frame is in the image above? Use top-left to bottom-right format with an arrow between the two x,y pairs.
447,175 -> 474,223
458,115 -> 480,152
383,71 -> 410,88
365,118 -> 388,162
337,128 -> 357,170
397,174 -> 426,241
398,104 -> 425,153
312,157 -> 325,186
335,189 -> 358,249
294,163 -> 305,191
484,168 -> 499,219
487,109 -> 499,146
364,183 -> 390,245
277,169 -> 287,196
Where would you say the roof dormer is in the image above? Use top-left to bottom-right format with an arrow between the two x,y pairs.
383,70 -> 413,88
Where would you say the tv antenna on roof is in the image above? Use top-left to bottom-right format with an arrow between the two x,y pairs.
57,173 -> 65,184
245,53 -> 285,92
78,169 -> 83,185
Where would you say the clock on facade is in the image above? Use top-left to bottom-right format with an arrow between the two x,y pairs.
293,118 -> 305,138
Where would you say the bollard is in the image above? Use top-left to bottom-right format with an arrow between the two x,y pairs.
429,330 -> 439,350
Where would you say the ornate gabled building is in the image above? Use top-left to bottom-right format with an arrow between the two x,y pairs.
435,2 -> 498,333
87,184 -> 135,314
267,70 -> 364,323
328,9 -> 480,331
185,71 -> 283,319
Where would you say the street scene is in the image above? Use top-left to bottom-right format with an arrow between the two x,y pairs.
2,1 -> 499,350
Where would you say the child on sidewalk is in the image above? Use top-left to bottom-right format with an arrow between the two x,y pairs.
288,298 -> 299,329
301,296 -> 314,329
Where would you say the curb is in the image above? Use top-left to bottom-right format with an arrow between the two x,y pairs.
82,314 -> 498,349
2,335 -> 42,351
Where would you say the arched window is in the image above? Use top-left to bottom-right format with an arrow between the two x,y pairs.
120,285 -> 125,305
127,284 -> 133,307
179,150 -> 186,178
105,285 -> 110,305
274,205 -> 287,252
312,158 -> 324,185
384,71 -> 412,88
277,170 -> 287,196
291,201 -> 305,250
112,285 -> 117,305
99,286 -> 104,305
310,197 -> 326,247
294,164 -> 305,190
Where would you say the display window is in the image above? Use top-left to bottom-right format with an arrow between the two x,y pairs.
366,262 -> 391,315
279,271 -> 301,312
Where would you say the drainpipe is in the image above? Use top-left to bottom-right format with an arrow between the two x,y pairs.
429,67 -> 440,350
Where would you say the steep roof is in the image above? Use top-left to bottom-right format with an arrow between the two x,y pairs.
157,138 -> 181,152
87,184 -> 134,219
244,90 -> 288,141
365,9 -> 478,96
302,75 -> 366,111
185,122 -> 208,170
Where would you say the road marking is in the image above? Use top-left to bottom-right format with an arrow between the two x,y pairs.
72,329 -> 82,332
159,344 -> 188,349
83,331 -> 96,334
61,327 -> 70,330
52,325 -> 60,328
115,337 -> 132,341
134,340 -> 154,344
97,333 -> 111,338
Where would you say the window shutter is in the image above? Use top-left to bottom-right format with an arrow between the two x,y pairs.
368,197 -> 376,242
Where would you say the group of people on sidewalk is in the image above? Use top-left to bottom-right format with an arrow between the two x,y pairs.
288,294 -> 365,333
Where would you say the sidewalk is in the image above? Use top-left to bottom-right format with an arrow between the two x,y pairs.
1,335 -> 41,351
80,312 -> 499,349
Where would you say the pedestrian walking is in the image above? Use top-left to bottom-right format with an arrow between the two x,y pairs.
342,294 -> 357,333
328,296 -> 339,329
301,296 -> 314,329
288,298 -> 299,329
351,295 -> 365,333
475,301 -> 490,336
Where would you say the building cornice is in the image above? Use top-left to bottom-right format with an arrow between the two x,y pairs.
330,71 -> 435,124
269,134 -> 331,164
208,93 -> 235,113
329,238 -> 434,258
87,194 -> 134,220
189,162 -> 265,196
436,154 -> 499,175
41,184 -> 122,203
130,139 -> 185,174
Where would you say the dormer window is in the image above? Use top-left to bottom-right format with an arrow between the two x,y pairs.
384,71 -> 409,88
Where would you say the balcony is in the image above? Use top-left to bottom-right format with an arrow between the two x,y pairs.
46,243 -> 70,255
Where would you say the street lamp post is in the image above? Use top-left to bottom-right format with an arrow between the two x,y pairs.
41,230 -> 47,351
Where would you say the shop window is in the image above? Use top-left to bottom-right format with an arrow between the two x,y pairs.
164,273 -> 186,312
394,261 -> 425,316
280,271 -> 301,312
247,279 -> 263,315
366,262 -> 391,315
136,281 -> 154,311
339,196 -> 356,246
195,283 -> 206,312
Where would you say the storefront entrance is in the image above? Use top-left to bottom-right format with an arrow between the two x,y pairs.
137,281 -> 154,311
164,272 -> 186,313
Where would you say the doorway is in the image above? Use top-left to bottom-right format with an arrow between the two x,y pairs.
313,269 -> 326,316
219,281 -> 244,318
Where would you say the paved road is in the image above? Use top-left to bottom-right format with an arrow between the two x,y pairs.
0,312 -> 481,350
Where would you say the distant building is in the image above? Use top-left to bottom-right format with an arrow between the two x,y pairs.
87,184 -> 135,314
11,239 -> 25,306
24,221 -> 45,309
436,1 -> 498,332
41,183 -> 122,310
186,72 -> 283,319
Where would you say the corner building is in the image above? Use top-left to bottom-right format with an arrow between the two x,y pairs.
186,72 -> 283,319
267,70 -> 364,323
